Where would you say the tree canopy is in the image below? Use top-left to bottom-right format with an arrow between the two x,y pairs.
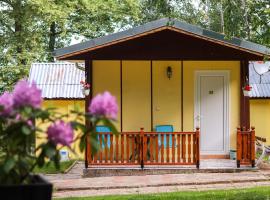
0,0 -> 269,93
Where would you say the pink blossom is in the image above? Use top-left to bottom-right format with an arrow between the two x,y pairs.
27,120 -> 33,127
47,120 -> 74,146
13,80 -> 42,109
15,114 -> 21,120
0,92 -> 13,116
88,91 -> 118,119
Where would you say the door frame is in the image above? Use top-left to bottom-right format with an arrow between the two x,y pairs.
194,70 -> 230,155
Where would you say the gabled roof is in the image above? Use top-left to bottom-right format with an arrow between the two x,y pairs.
249,62 -> 270,98
54,18 -> 269,60
29,62 -> 84,99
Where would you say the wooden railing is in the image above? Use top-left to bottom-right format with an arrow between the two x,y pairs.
87,128 -> 200,169
237,127 -> 255,168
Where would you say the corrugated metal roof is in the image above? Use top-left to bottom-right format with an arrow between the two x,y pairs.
249,62 -> 270,98
29,62 -> 85,99
54,18 -> 270,59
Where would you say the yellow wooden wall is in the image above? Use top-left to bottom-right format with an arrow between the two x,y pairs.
152,61 -> 181,131
250,99 -> 270,145
122,61 -> 151,131
92,60 -> 241,151
37,100 -> 85,159
93,60 -> 121,130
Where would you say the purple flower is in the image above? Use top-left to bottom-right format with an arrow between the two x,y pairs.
47,120 -> 74,146
13,80 -> 42,109
15,114 -> 21,120
27,120 -> 33,127
0,92 -> 13,116
88,91 -> 118,119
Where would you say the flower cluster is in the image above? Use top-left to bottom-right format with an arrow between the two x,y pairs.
0,80 -> 42,116
0,79 -> 118,185
0,80 -> 74,146
89,91 -> 118,119
47,120 -> 74,146
80,80 -> 90,89
0,92 -> 13,116
244,85 -> 252,91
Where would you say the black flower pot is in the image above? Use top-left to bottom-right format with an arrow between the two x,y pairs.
0,175 -> 52,200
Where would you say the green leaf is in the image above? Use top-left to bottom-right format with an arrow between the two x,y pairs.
22,126 -> 31,135
37,156 -> 45,167
102,118 -> 118,135
3,158 -> 15,173
45,147 -> 56,158
90,139 -> 100,155
79,137 -> 86,152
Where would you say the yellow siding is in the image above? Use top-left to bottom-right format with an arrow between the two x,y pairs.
183,61 -> 240,150
152,61 -> 181,131
250,100 -> 270,145
93,60 -> 121,130
37,100 -> 85,159
122,61 -> 151,131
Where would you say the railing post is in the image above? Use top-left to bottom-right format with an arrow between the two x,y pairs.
251,126 -> 255,168
196,127 -> 200,169
237,127 -> 241,168
140,128 -> 144,169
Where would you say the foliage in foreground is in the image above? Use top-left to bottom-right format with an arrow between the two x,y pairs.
0,80 -> 118,185
56,187 -> 270,200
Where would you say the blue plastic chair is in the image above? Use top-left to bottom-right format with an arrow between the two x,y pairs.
96,126 -> 111,148
156,125 -> 173,148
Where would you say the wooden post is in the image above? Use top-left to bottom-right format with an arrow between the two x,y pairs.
85,60 -> 92,169
237,127 -> 241,168
140,128 -> 144,169
251,126 -> 255,168
240,60 -> 250,129
196,127 -> 200,169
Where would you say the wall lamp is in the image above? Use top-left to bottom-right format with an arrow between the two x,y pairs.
167,66 -> 172,79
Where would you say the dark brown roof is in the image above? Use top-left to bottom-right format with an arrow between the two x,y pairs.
54,18 -> 269,60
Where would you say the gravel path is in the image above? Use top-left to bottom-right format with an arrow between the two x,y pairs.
41,161 -> 270,199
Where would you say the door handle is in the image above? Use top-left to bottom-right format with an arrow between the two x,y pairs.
195,115 -> 203,121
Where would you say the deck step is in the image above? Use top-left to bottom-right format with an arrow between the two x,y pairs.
83,167 -> 258,177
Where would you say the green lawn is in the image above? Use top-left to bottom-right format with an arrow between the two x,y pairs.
34,160 -> 76,174
55,187 -> 270,200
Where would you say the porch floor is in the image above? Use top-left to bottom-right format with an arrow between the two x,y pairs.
84,159 -> 257,177
87,159 -> 252,169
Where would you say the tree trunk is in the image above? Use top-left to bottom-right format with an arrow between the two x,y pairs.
14,0 -> 26,65
241,0 -> 250,40
219,3 -> 225,34
48,22 -> 56,62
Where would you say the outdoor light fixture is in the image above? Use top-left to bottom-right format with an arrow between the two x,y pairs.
167,66 -> 172,79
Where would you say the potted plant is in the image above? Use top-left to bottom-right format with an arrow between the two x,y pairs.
0,80 -> 118,200
243,84 -> 252,97
80,80 -> 90,96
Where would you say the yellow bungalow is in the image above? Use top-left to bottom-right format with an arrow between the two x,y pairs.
51,18 -> 269,169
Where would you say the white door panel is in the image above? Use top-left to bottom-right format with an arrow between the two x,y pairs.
195,71 -> 229,155
200,76 -> 224,152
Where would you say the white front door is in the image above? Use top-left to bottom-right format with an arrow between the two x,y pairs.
195,71 -> 229,155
